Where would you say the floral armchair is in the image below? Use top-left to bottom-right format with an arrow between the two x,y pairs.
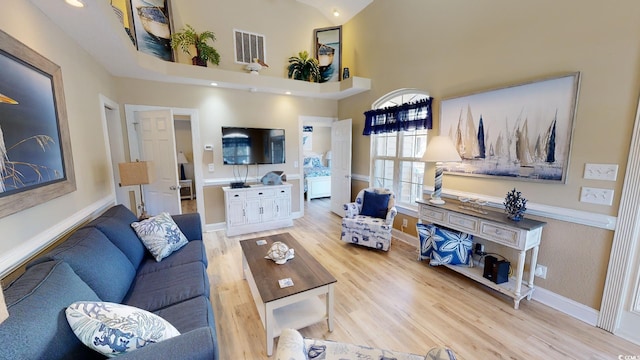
341,187 -> 397,251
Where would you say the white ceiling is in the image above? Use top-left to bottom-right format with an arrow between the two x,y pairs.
296,0 -> 373,25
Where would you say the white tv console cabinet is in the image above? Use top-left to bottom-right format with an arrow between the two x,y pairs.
223,184 -> 293,236
417,199 -> 546,309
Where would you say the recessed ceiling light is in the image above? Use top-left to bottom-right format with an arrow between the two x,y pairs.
285,91 -> 292,95
210,82 -> 218,86
333,9 -> 340,17
65,0 -> 85,8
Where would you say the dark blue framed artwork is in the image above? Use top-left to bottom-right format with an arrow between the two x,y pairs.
130,0 -> 174,62
0,29 -> 75,218
314,26 -> 342,83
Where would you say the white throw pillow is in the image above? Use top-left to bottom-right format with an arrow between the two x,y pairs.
131,212 -> 188,262
65,301 -> 180,357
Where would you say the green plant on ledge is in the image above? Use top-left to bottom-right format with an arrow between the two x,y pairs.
287,50 -> 320,82
170,24 -> 220,67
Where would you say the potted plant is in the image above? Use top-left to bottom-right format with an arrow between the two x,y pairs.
287,50 -> 320,82
170,24 -> 220,67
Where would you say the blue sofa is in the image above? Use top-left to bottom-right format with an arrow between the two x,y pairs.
0,205 -> 218,359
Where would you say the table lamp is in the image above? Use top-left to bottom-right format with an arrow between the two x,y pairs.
0,286 -> 8,324
177,151 -> 188,181
422,136 -> 462,204
119,161 -> 155,219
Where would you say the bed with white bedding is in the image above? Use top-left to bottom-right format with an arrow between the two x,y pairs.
304,154 -> 331,201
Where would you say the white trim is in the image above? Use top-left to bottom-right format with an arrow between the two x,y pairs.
202,173 -> 301,187
352,171 -> 617,229
393,229 -> 599,325
351,173 -> 369,183
0,196 -> 115,279
531,287 -> 599,326
98,94 -> 119,201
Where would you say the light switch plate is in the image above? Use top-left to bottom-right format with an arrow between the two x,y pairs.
208,163 -> 215,172
584,163 -> 618,181
580,187 -> 614,206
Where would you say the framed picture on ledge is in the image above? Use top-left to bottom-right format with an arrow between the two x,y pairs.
130,0 -> 175,61
314,26 -> 342,83
439,72 -> 581,183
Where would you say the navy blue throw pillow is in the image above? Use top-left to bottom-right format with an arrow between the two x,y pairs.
360,191 -> 390,219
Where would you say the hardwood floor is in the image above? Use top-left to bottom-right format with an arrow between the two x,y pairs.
203,198 -> 640,359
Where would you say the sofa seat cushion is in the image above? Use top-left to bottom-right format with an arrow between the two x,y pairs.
65,301 -> 180,357
136,240 -> 207,275
29,227 -> 136,303
86,205 -> 147,269
0,261 -> 101,360
123,262 -> 210,312
153,296 -> 215,333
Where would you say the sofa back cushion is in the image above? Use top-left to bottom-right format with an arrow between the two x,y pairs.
30,227 -> 136,302
86,204 -> 146,269
0,261 -> 101,360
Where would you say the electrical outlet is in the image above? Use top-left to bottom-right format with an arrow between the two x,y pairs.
474,243 -> 485,255
535,264 -> 547,279
402,219 -> 408,227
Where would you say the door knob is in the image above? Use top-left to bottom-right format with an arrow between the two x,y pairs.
170,185 -> 178,190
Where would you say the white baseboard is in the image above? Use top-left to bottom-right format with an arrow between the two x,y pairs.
531,286 -> 599,326
391,229 -> 599,326
0,196 -> 115,279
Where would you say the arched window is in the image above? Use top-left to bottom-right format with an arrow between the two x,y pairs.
370,89 -> 430,207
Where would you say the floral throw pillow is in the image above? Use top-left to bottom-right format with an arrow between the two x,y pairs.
131,212 -> 188,262
429,226 -> 473,267
65,301 -> 180,357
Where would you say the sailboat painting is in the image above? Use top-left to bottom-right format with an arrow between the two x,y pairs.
439,73 -> 580,183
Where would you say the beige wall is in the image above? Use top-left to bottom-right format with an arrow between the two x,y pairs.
340,0 -> 640,309
114,78 -> 336,218
0,1 -> 116,257
170,0 -> 332,75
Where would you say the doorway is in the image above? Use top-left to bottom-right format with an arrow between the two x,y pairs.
123,105 -> 203,224
299,116 -> 336,216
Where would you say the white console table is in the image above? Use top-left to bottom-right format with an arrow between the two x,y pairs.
417,199 -> 546,309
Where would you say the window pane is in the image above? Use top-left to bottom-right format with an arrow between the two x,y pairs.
398,161 -> 425,205
386,136 -> 397,156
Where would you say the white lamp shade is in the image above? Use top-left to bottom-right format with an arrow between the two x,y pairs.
423,136 -> 462,162
0,286 -> 8,324
177,151 -> 189,165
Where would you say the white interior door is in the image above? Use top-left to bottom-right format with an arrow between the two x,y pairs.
330,119 -> 352,215
135,109 -> 181,216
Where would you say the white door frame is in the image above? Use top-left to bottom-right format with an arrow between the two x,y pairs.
298,116 -> 337,216
99,94 -> 120,204
124,105 -> 203,225
599,96 -> 640,344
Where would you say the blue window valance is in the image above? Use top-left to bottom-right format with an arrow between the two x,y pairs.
363,98 -> 433,135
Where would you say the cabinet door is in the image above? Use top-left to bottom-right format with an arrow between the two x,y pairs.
274,196 -> 291,220
245,198 -> 262,224
227,199 -> 246,227
261,199 -> 277,222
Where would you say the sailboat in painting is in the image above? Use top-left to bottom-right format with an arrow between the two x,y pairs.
446,104 -> 561,180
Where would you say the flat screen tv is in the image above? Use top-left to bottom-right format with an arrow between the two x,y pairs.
222,127 -> 286,165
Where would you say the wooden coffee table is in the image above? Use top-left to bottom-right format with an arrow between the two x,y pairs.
240,232 -> 337,356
